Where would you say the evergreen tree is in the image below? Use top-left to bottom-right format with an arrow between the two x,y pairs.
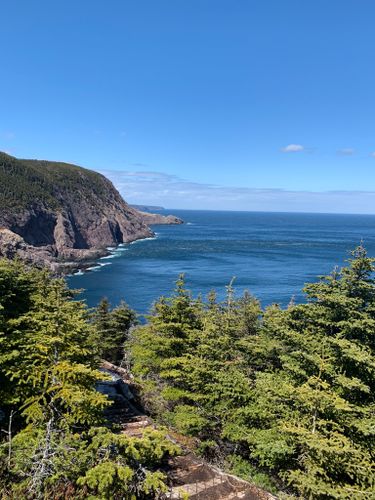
228,246 -> 375,498
0,258 -> 40,405
93,298 -> 137,363
3,247 -> 375,498
129,277 -> 260,449
129,249 -> 375,498
0,259 -> 179,498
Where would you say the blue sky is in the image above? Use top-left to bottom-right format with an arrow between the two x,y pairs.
1,1 -> 375,212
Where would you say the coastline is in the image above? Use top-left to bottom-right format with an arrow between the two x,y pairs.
66,219 -> 179,277
66,215 -> 183,277
0,213 -> 183,277
65,229 -> 158,277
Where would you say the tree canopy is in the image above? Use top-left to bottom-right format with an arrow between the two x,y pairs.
0,259 -> 178,499
1,246 -> 374,498
129,247 -> 375,498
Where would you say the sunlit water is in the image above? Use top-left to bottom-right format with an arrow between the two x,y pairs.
67,210 -> 375,314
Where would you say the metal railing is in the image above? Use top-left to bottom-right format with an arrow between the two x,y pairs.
166,473 -> 226,499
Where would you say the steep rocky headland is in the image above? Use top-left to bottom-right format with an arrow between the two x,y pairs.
0,152 -> 182,272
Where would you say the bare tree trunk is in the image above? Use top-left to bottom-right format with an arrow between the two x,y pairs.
7,410 -> 14,469
29,417 -> 54,498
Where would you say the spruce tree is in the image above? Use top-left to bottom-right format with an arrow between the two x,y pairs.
93,298 -> 137,363
233,246 -> 375,498
129,248 -> 375,498
0,260 -> 180,498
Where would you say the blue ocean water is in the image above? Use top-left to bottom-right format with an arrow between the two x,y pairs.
67,210 -> 375,314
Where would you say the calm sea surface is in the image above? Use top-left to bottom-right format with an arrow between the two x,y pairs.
67,210 -> 375,314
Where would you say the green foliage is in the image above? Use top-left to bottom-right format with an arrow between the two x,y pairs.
92,298 -> 137,364
227,454 -> 279,494
0,259 -> 108,426
0,259 -> 179,498
129,275 -> 261,442
129,248 -> 375,499
2,243 -> 375,498
0,151 -> 116,214
3,425 -> 178,499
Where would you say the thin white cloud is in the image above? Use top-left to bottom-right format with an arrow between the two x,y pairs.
98,169 -> 375,214
0,131 -> 15,141
370,152 -> 375,158
130,163 -> 151,168
337,148 -> 355,156
280,144 -> 304,153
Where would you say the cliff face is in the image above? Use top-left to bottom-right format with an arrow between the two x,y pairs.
0,152 -> 181,271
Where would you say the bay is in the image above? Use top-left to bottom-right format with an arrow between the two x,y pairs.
67,210 -> 375,314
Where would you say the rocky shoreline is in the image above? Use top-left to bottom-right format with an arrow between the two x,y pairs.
66,219 -> 183,276
0,215 -> 183,276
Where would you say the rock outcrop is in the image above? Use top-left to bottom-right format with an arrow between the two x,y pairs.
137,211 -> 183,226
0,152 -> 182,271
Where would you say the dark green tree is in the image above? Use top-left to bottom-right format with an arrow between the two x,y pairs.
129,277 -> 261,449
227,246 -> 375,498
93,298 -> 137,364
0,259 -> 179,498
129,248 -> 375,498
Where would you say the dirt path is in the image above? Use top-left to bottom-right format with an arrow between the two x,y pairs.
100,361 -> 276,500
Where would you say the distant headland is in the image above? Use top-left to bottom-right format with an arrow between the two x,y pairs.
130,204 -> 165,212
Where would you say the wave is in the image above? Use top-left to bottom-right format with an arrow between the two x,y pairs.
113,247 -> 128,253
87,262 -> 112,271
130,236 -> 156,244
86,265 -> 102,271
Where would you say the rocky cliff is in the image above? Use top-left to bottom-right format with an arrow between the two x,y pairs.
0,152 -> 182,271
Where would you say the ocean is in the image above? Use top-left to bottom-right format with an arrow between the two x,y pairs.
67,210 -> 375,314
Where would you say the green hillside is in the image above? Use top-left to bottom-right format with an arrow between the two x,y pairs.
0,152 -> 112,213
